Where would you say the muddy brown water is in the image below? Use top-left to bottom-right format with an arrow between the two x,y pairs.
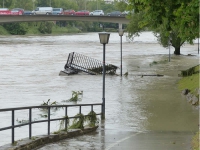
0,32 -> 199,148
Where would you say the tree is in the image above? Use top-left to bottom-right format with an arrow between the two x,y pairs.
127,0 -> 199,55
115,0 -> 128,12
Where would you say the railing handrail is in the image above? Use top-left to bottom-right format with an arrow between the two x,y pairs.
0,103 -> 102,112
0,103 -> 102,144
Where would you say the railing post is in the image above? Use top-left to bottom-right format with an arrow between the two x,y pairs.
79,106 -> 81,114
48,107 -> 50,135
65,107 -> 68,130
11,110 -> 14,144
91,105 -> 93,112
29,108 -> 32,139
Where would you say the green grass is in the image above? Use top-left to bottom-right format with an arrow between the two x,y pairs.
191,132 -> 199,150
0,25 -> 10,35
178,73 -> 199,95
52,26 -> 80,34
26,26 -> 41,35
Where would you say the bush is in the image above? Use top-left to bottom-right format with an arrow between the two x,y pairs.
3,23 -> 28,35
38,21 -> 53,34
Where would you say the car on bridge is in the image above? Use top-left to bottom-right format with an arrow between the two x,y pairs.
24,10 -> 33,15
75,10 -> 90,16
32,7 -> 53,15
107,11 -> 122,16
63,9 -> 76,15
11,8 -> 24,15
89,10 -> 104,16
52,8 -> 64,15
0,8 -> 11,15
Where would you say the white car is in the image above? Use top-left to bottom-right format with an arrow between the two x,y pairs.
90,10 -> 104,16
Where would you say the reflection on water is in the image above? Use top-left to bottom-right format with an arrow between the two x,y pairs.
0,32 -> 199,146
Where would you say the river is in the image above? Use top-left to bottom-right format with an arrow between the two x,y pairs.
0,32 -> 199,148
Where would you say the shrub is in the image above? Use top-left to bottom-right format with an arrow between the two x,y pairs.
38,21 -> 53,34
3,23 -> 28,35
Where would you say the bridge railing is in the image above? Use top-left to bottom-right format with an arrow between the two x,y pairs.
0,103 -> 102,144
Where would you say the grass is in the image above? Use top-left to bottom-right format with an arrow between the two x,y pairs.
0,25 -> 10,35
178,73 -> 199,95
52,26 -> 80,34
191,132 -> 199,150
178,65 -> 199,150
149,59 -> 168,66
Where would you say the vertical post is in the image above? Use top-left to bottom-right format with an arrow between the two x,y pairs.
120,36 -> 122,76
168,37 -> 171,62
79,106 -> 81,114
97,0 -> 98,10
29,108 -> 32,139
3,0 -> 4,8
198,37 -> 199,54
85,0 -> 86,10
91,105 -> 93,112
48,107 -> 50,135
102,43 -> 105,119
65,107 -> 68,130
11,110 -> 14,144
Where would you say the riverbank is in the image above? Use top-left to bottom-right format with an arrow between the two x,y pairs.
0,22 -> 118,36
178,65 -> 199,150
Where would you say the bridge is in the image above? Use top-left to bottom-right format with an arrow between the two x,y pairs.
0,15 -> 129,24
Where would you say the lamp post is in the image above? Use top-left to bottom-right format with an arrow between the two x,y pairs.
168,32 -> 172,62
198,37 -> 199,54
118,29 -> 124,76
99,32 -> 110,119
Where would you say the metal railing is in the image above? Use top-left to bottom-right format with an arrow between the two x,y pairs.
0,103 -> 102,144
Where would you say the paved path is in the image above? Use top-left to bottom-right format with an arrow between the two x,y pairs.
39,124 -> 194,150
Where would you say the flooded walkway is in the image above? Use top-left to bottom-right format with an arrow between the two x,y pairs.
0,32 -> 199,149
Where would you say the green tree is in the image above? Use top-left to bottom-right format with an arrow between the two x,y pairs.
14,0 -> 33,10
115,0 -> 128,12
128,0 -> 199,55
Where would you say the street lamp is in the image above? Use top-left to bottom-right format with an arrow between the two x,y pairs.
168,32 -> 172,62
198,37 -> 199,54
99,32 -> 110,119
118,29 -> 124,76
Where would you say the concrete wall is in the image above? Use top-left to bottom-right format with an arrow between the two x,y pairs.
0,126 -> 98,150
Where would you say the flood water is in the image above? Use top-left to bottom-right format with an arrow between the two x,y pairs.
0,32 -> 199,147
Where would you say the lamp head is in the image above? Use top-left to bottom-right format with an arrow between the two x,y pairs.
99,32 -> 110,44
118,29 -> 124,36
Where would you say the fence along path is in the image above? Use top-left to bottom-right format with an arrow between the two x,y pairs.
0,103 -> 102,144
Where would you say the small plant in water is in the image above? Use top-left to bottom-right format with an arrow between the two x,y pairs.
63,91 -> 83,102
59,116 -> 69,131
85,111 -> 99,127
40,99 -> 59,111
124,71 -> 128,77
149,59 -> 168,66
16,119 -> 29,124
12,141 -> 17,146
69,113 -> 85,129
